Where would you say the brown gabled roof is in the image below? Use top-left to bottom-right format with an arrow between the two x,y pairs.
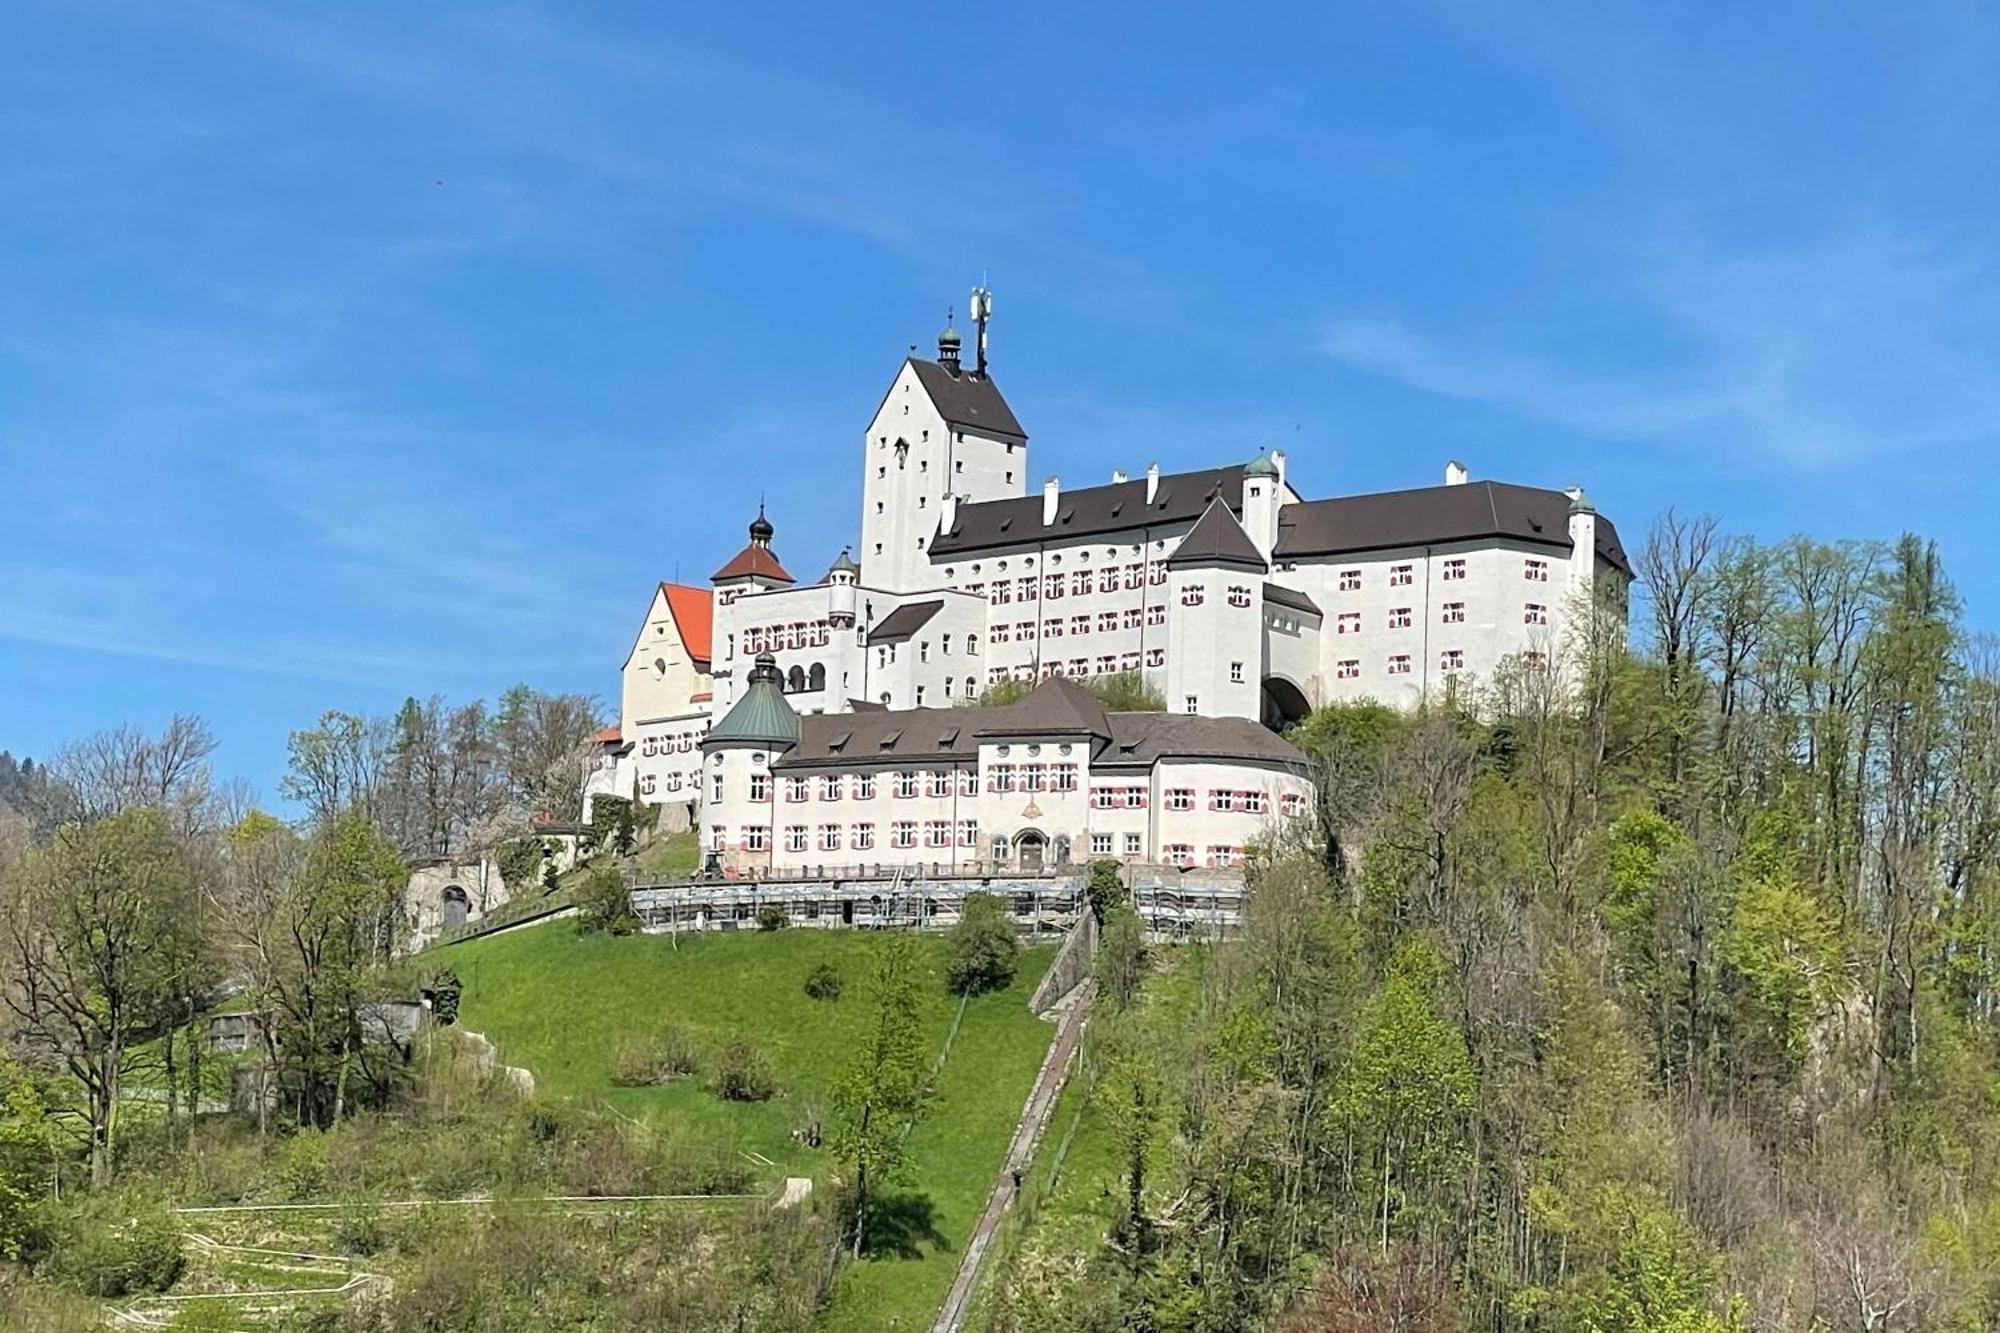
1274,480 -> 1629,572
865,600 -> 945,645
975,676 -> 1111,741
770,690 -> 1303,772
1262,582 -> 1322,618
1168,498 -> 1267,572
773,707 -> 979,769
907,359 -> 1026,438
931,464 -> 1250,557
1098,713 -> 1306,768
710,544 -> 795,585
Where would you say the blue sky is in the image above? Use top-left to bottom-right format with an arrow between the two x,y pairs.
4,2 -> 1999,801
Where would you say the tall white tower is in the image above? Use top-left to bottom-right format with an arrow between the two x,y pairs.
858,293 -> 1028,593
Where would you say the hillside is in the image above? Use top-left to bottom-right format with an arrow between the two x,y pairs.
446,926 -> 1063,1330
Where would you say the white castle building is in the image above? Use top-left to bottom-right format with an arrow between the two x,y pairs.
592,295 -> 1630,865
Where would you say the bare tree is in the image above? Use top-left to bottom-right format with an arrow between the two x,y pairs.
48,714 -> 220,835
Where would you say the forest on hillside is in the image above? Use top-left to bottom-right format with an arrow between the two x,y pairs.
4,513 -> 2000,1331
987,516 -> 2000,1332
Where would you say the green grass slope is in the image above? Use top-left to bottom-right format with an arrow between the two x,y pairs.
446,925 -> 1060,1330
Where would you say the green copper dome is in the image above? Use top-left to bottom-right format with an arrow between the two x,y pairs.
706,655 -> 800,749
1243,451 -> 1280,478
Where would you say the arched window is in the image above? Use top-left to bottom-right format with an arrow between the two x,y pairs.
787,666 -> 807,692
1053,835 -> 1073,866
809,662 -> 826,691
440,885 -> 470,930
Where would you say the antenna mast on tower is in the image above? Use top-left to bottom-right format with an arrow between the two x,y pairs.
970,284 -> 992,379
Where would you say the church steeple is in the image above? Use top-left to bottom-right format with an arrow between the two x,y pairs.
937,311 -> 962,374
710,505 -> 794,586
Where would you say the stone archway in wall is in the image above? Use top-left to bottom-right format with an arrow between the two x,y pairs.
1261,676 -> 1312,732
1016,829 -> 1049,872
440,884 -> 470,930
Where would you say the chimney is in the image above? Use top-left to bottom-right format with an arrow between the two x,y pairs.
1271,449 -> 1288,491
1444,459 -> 1468,486
1042,476 -> 1060,526
1111,469 -> 1128,485
1145,462 -> 1161,504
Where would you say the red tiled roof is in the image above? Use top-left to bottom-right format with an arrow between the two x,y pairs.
594,724 -> 622,744
660,582 -> 714,664
710,545 -> 794,585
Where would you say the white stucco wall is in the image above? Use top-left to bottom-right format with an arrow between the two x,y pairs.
859,361 -> 1027,594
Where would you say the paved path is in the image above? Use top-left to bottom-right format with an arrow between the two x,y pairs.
930,981 -> 1095,1333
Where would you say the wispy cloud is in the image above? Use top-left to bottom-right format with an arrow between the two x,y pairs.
1321,223 -> 2000,469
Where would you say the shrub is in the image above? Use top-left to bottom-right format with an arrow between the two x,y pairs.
430,967 -> 462,1026
947,892 -> 1019,996
46,1197 -> 186,1298
575,865 -> 638,935
756,905 -> 788,932
332,1197 -> 386,1256
276,1128 -> 330,1201
1086,859 -> 1125,923
498,836 -> 545,897
610,1027 -> 702,1087
804,962 -> 843,1001
591,795 -> 638,857
713,1039 -> 778,1102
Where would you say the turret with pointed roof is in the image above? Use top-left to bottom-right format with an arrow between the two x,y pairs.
1169,497 -> 1269,573
704,654 -> 800,750
711,506 -> 795,587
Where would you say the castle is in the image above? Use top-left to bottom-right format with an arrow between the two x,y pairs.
588,293 -> 1629,876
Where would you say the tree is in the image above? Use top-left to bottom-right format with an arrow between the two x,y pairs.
281,710 -> 389,828
574,864 -> 637,935
973,671 -> 1163,712
47,715 -> 220,836
218,811 -> 404,1130
1085,857 -> 1125,923
430,968 -> 462,1026
492,685 -> 602,822
0,808 -> 203,1182
1095,906 -> 1147,1013
832,934 -> 932,1256
1098,1020 -> 1162,1239
946,892 -> 1018,995
1330,941 -> 1475,1250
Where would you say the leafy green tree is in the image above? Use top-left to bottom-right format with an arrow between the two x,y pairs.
1721,875 -> 1847,1078
221,811 -> 403,1130
1085,857 -> 1125,923
832,934 -> 933,1256
0,807 -> 203,1182
574,864 -> 637,935
1529,1190 -> 1745,1333
590,795 -> 637,858
1098,1021 -> 1162,1240
0,1059 -> 56,1260
1286,700 -> 1404,883
1330,940 -> 1476,1249
430,968 -> 462,1026
1095,906 -> 1147,1013
946,892 -> 1018,995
